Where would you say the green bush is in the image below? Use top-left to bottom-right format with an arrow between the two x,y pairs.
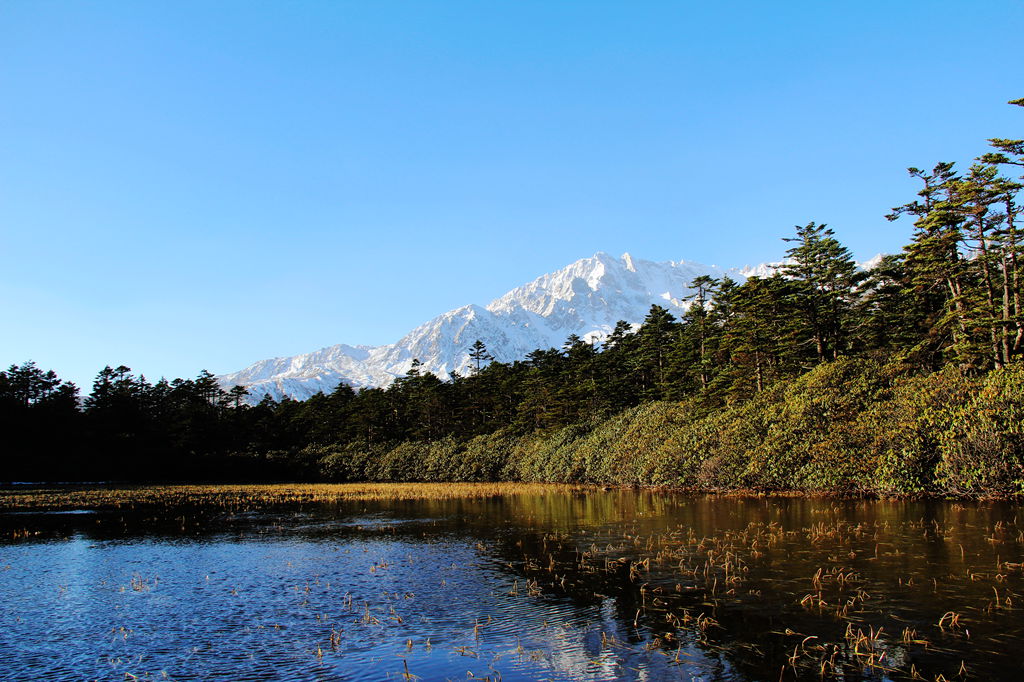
936,363 -> 1024,495
856,368 -> 975,494
506,423 -> 593,482
318,441 -> 396,481
460,430 -> 516,481
710,358 -> 887,490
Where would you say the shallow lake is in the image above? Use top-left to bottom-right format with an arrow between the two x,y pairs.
2,488 -> 1023,680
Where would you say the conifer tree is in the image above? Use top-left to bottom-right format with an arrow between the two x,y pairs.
1,361 -> 65,407
782,222 -> 861,364
467,340 -> 493,375
683,275 -> 719,390
857,254 -> 934,360
226,385 -> 249,409
979,97 -> 1024,362
631,305 -> 680,399
981,98 -> 1024,176
890,116 -> 1023,370
599,321 -> 640,411
720,275 -> 796,395
888,163 -> 977,366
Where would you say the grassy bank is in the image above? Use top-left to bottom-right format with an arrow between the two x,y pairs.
0,482 -> 593,511
301,359 -> 1024,497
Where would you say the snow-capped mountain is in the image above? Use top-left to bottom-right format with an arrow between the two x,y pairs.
217,251 -> 869,402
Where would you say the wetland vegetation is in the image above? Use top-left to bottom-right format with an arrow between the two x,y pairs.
2,485 -> 1024,680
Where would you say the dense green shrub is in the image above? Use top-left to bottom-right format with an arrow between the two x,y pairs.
670,358 -> 892,491
855,368 -> 976,494
318,441 -> 396,481
460,430 -> 516,481
306,360 -> 1024,497
558,403 -> 684,485
936,364 -> 1024,495
506,423 -> 593,482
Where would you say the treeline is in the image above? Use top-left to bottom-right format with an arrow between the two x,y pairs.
2,99 -> 1022,492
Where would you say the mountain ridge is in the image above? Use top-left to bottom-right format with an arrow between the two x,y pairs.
218,251 -> 838,402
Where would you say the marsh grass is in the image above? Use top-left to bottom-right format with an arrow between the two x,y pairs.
0,482 -> 594,512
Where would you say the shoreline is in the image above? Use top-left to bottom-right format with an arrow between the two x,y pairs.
1,481 -> 1020,512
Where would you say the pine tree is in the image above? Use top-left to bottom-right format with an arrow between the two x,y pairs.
599,321 -> 640,411
603,320 -> 634,350
888,163 -> 978,367
631,305 -> 680,400
955,163 -> 1012,367
1,361 -> 64,407
979,97 -> 1024,362
226,385 -> 249,409
683,275 -> 719,390
782,222 -> 861,364
890,122 -> 1023,370
556,334 -> 600,423
857,254 -> 935,360
720,275 -> 797,395
467,340 -> 493,375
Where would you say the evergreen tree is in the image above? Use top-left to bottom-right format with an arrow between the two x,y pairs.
631,305 -> 680,400
599,321 -> 640,411
1,361 -> 65,407
857,254 -> 935,362
226,385 -> 250,409
888,163 -> 977,367
782,222 -> 861,364
467,340 -> 493,375
979,97 -> 1024,362
720,275 -> 797,395
0,362 -> 80,480
682,275 -> 719,391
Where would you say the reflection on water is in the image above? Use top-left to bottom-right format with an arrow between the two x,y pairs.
2,490 -> 1024,680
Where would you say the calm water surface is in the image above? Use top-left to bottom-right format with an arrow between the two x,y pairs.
2,490 -> 1023,681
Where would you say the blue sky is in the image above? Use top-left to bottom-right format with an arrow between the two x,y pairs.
2,1 -> 1023,390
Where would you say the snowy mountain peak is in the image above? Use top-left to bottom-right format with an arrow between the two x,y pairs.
737,261 -> 786,279
859,253 -> 885,271
218,251 -> 787,402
